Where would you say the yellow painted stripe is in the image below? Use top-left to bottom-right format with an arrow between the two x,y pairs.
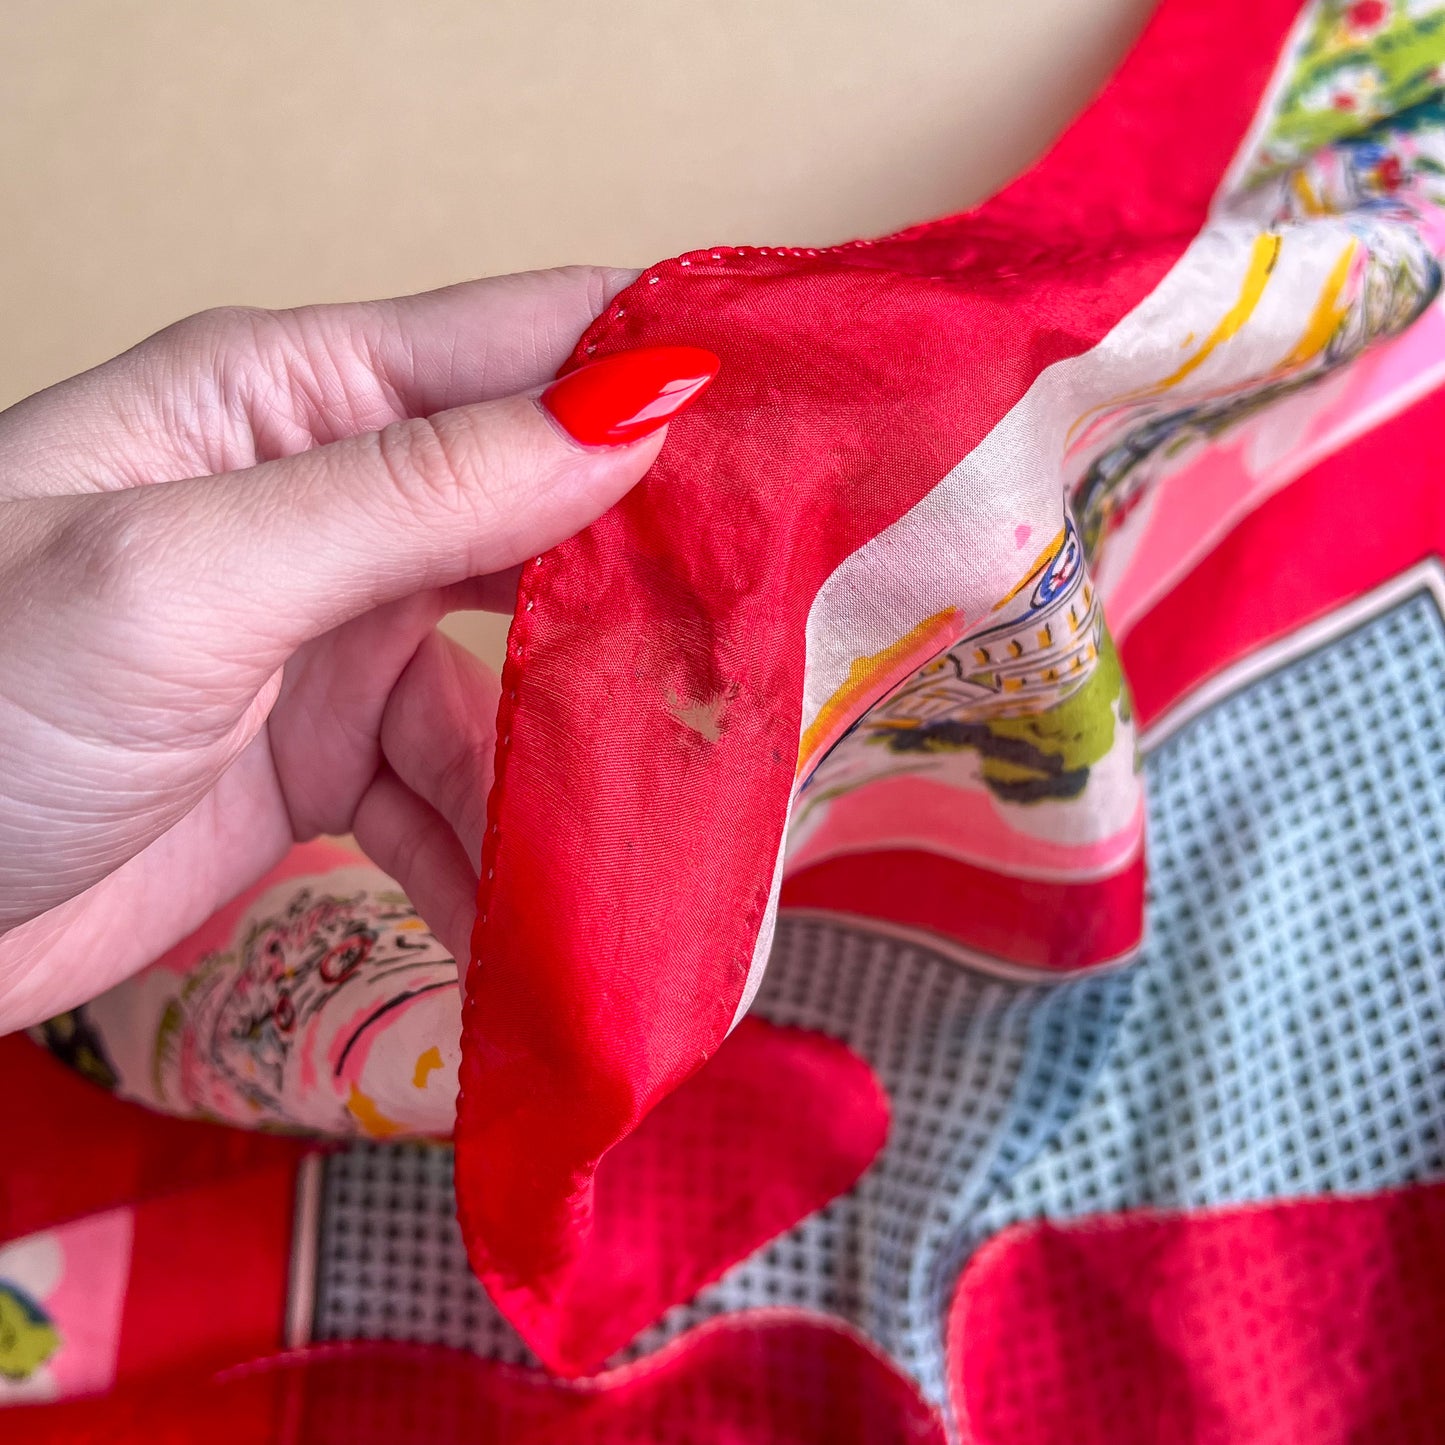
412,1045 -> 444,1089
1282,239 -> 1357,369
346,1083 -> 406,1139
991,528 -> 1065,612
1067,231 -> 1283,444
1143,231 -> 1283,392
1291,168 -> 1326,217
798,606 -> 957,776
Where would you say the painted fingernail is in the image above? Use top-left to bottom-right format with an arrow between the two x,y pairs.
539,345 -> 720,448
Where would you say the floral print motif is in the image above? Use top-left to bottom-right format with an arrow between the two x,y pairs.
1247,0 -> 1445,179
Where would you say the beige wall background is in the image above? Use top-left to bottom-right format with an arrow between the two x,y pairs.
1,0 -> 1150,662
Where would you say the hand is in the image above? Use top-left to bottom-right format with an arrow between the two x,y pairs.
0,267 -> 716,1033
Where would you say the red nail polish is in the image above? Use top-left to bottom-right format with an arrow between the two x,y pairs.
540,345 -> 720,448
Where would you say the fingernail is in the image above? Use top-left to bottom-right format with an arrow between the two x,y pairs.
539,345 -> 720,448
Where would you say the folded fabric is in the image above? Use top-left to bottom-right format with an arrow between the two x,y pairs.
950,1186 -> 1445,1445
5,1320 -> 947,1445
457,0 -> 1445,1373
15,0 -> 1445,1403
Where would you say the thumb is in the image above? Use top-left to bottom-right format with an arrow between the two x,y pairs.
34,345 -> 718,668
